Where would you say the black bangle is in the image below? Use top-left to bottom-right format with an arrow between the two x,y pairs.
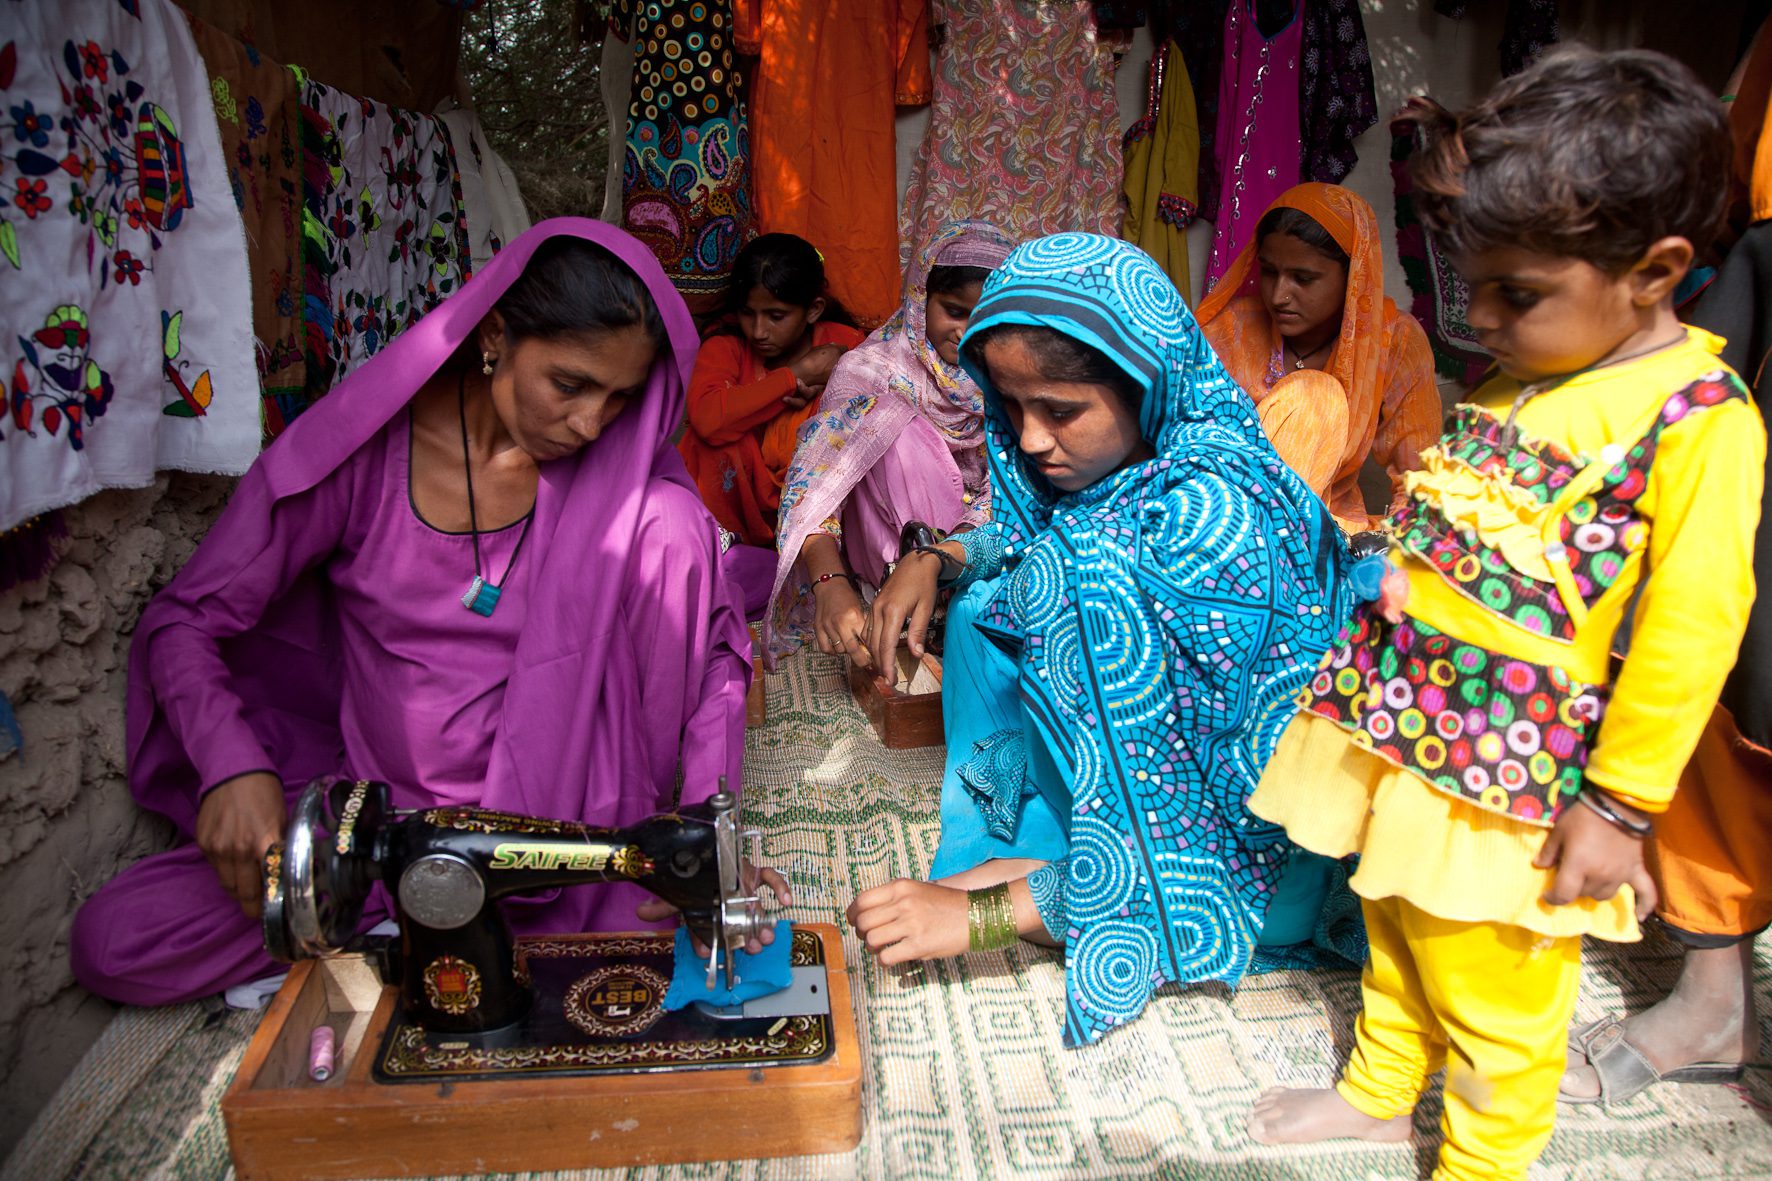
911,544 -> 966,586
1575,787 -> 1653,838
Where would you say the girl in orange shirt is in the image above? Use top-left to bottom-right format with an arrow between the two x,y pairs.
679,234 -> 865,547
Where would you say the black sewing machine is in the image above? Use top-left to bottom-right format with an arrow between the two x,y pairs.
260,776 -> 780,1041
228,777 -> 860,1178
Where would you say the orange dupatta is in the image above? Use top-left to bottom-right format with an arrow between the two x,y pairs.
1198,183 -> 1440,528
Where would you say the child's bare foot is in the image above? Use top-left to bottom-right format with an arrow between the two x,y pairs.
1247,1087 -> 1414,1145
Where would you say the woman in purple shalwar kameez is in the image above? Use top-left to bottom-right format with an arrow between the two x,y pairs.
71,219 -> 769,1006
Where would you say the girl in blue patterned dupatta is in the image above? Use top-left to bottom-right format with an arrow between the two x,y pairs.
846,234 -> 1365,1045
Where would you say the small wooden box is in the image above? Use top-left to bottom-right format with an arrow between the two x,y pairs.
848,649 -> 944,749
746,622 -> 767,728
222,924 -> 861,1179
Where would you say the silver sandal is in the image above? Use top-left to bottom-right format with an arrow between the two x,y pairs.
1560,1015 -> 1746,1107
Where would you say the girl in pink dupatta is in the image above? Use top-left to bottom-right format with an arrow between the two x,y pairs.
70,220 -> 779,1007
766,221 -> 1014,666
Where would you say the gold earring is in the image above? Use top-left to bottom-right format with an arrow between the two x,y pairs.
481,352 -> 495,376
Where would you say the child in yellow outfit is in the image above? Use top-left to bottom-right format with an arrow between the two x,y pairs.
1245,48 -> 1766,1181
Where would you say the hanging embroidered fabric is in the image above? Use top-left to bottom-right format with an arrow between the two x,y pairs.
1121,39 -> 1199,301
897,0 -> 1121,262
1435,0 -> 1560,77
1202,1 -> 1303,291
0,0 -> 259,534
434,104 -> 531,273
186,16 -> 306,437
1199,0 -> 1377,293
618,0 -> 755,313
297,73 -> 473,405
1297,0 -> 1377,186
1389,110 -> 1493,388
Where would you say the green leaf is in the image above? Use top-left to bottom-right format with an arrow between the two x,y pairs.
163,311 -> 182,361
0,222 -> 18,270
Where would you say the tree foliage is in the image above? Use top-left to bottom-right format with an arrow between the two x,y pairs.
460,0 -> 611,220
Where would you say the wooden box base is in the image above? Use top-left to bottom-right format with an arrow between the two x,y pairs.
848,649 -> 944,749
222,924 -> 860,1179
746,622 -> 767,728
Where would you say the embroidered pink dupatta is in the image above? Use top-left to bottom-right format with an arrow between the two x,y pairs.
764,221 -> 1012,660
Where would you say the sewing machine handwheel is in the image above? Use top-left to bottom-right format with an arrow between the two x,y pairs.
261,841 -> 295,962
263,777 -> 388,961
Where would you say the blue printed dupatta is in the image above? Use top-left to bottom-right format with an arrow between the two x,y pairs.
960,235 -> 1356,1045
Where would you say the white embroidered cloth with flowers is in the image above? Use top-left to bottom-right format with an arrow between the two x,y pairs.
0,0 -> 256,532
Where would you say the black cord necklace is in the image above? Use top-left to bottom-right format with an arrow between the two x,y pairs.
457,371 -> 533,617
1285,335 -> 1335,370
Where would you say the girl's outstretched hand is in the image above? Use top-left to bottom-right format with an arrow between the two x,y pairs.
846,878 -> 968,963
813,577 -> 873,669
1535,795 -> 1657,920
867,550 -> 944,676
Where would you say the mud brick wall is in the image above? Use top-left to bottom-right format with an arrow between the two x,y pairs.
0,474 -> 232,1147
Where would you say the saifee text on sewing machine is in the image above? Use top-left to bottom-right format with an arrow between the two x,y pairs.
220,776 -> 861,1179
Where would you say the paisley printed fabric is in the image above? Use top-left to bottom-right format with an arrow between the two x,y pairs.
0,0 -> 258,533
619,0 -> 753,312
1394,376 -> 1746,644
898,0 -> 1120,263
960,234 -> 1354,1045
298,75 -> 471,404
1300,613 -> 1605,826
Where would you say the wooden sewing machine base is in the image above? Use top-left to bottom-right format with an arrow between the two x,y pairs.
222,923 -> 860,1178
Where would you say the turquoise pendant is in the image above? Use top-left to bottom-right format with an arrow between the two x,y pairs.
461,575 -> 501,617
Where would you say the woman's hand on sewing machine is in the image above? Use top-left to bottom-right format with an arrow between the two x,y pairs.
845,878 -> 969,963
196,770 -> 286,918
634,863 -> 794,954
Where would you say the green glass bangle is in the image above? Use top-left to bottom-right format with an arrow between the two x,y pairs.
967,883 -> 1017,951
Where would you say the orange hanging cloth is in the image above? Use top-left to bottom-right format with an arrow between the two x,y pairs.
1198,182 -> 1441,528
734,0 -> 932,329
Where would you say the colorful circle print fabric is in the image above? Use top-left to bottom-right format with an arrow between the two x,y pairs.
620,0 -> 754,313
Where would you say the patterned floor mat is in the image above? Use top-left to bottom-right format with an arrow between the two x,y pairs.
8,650 -> 1772,1180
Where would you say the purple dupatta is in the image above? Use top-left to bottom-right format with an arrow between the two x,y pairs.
125,218 -> 748,843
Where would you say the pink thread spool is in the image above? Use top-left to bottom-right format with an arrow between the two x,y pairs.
308,1024 -> 336,1082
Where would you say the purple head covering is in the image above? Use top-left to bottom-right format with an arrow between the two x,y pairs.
126,218 -> 746,838
764,221 -> 1013,659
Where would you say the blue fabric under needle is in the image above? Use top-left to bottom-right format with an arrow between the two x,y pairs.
661,919 -> 794,1010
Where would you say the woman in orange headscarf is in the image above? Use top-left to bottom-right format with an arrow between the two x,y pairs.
1198,183 -> 1440,530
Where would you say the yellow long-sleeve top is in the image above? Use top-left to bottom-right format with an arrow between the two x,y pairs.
1252,327 -> 1764,939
